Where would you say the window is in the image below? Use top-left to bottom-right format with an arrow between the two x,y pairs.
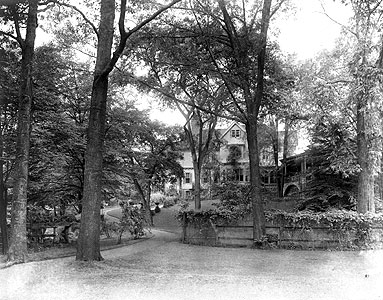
228,145 -> 242,161
262,151 -> 270,162
231,129 -> 241,138
185,172 -> 191,184
234,168 -> 244,182
203,173 -> 209,183
245,173 -> 249,182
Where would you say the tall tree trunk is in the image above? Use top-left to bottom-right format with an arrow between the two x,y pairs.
184,123 -> 203,210
271,118 -> 282,197
7,0 -> 38,264
351,1 -> 383,214
75,0 -> 180,261
76,0 -> 115,261
280,118 -> 289,197
250,0 -> 272,245
0,124 -> 8,255
357,98 -> 375,213
146,184 -> 153,226
246,119 -> 265,244
133,178 -> 151,224
0,171 -> 8,255
192,159 -> 202,210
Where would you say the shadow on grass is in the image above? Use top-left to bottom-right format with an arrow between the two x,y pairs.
0,232 -> 153,266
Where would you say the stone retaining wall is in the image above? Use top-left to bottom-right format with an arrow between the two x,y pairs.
183,217 -> 383,249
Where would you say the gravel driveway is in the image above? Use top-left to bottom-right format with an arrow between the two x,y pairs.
1,227 -> 382,300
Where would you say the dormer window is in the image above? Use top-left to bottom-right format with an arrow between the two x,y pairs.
231,129 -> 241,138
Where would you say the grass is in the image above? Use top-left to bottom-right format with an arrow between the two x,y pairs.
0,232 -> 153,267
0,205 -> 181,266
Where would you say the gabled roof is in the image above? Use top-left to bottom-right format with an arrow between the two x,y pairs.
220,122 -> 246,139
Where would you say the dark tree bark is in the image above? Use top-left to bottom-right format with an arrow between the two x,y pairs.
0,121 -> 8,255
76,0 -> 115,261
216,0 -> 273,244
247,0 -> 272,244
192,157 -> 202,209
145,184 -> 153,225
271,118 -> 283,197
0,165 -> 8,256
0,95 -> 8,254
76,0 -> 181,261
349,0 -> 383,213
280,118 -> 290,197
246,118 -> 265,243
7,0 -> 38,264
133,178 -> 153,226
184,117 -> 216,210
357,97 -> 375,213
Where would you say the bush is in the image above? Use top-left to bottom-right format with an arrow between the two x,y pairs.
150,192 -> 166,206
176,182 -> 252,226
179,200 -> 383,249
211,182 -> 251,221
265,209 -> 383,248
163,196 -> 179,208
116,200 -> 150,244
27,204 -> 77,225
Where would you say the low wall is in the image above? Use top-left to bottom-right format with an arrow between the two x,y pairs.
183,216 -> 383,249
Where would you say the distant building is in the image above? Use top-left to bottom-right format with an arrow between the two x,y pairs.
177,122 -> 304,199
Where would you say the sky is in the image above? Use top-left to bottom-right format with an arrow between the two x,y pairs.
276,0 -> 352,60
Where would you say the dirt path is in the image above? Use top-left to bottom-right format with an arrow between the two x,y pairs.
106,205 -> 182,234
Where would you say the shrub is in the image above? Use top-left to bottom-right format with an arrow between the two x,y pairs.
116,200 -> 150,244
177,182 -> 252,226
179,203 -> 383,249
163,196 -> 179,208
151,192 -> 166,206
27,204 -> 77,225
265,209 -> 383,248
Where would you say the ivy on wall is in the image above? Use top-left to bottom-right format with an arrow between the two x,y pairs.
179,203 -> 383,249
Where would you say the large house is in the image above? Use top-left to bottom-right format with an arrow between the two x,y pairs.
177,122 -> 306,199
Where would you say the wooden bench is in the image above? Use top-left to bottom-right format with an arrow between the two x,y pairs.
27,223 -> 58,244
27,222 -> 77,244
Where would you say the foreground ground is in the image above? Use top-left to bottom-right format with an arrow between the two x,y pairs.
1,206 -> 382,300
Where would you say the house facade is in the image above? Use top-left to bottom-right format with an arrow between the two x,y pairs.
177,122 -> 303,199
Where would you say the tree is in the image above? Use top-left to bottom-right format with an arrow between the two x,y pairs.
0,42 -> 19,255
120,120 -> 182,224
186,0 -> 287,244
74,0 -> 181,261
26,45 -> 90,216
317,0 -> 383,213
0,0 -> 39,264
104,102 -> 183,225
348,0 -> 383,213
256,53 -> 299,197
128,22 -> 228,209
296,120 -> 358,212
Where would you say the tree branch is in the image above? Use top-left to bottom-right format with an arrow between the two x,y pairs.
101,0 -> 182,78
0,30 -> 19,43
319,1 -> 357,38
49,0 -> 99,38
11,6 -> 24,47
130,73 -> 242,123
